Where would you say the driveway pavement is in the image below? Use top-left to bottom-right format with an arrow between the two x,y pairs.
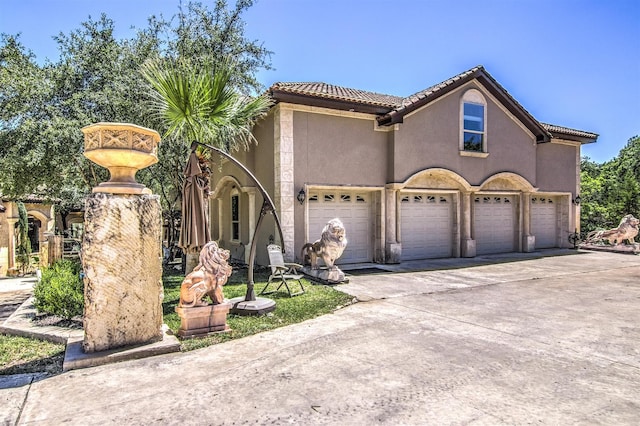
2,249 -> 639,425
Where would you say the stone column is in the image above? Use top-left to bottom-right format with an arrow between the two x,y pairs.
274,105 -> 295,261
82,193 -> 163,353
461,192 -> 476,258
47,235 -> 63,266
522,193 -> 535,252
384,185 -> 401,263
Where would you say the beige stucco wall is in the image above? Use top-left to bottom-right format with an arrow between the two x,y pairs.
292,111 -> 388,186
391,82 -> 537,186
0,215 -> 10,276
209,82 -> 586,266
535,141 -> 580,194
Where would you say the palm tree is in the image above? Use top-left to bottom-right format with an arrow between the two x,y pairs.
141,57 -> 271,155
141,57 -> 272,272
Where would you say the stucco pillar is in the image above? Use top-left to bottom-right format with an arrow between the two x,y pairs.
461,192 -> 476,258
274,105 -> 295,261
384,185 -> 401,263
6,218 -> 17,271
522,193 -> 535,252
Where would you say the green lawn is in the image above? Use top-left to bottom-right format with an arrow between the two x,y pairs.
1,267 -> 355,375
163,267 -> 355,351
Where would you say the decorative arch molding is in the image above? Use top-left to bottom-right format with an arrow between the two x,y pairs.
211,175 -> 255,199
402,168 -> 473,192
479,172 -> 536,192
26,210 -> 49,223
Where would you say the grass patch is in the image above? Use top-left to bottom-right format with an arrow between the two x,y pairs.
163,266 -> 355,351
0,266 -> 354,376
0,334 -> 65,376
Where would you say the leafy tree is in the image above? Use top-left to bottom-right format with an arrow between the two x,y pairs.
580,136 -> 640,233
0,0 -> 271,219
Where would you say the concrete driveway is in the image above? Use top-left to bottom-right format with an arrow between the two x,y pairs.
2,249 -> 639,425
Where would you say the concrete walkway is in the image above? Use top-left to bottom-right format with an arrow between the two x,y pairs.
2,249 -> 639,425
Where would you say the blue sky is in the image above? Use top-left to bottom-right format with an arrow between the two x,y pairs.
1,0 -> 638,163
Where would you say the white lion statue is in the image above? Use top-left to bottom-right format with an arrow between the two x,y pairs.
301,218 -> 348,270
585,214 -> 639,246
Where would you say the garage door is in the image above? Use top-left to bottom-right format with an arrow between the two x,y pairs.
308,192 -> 372,264
400,193 -> 453,260
474,195 -> 515,255
531,196 -> 557,248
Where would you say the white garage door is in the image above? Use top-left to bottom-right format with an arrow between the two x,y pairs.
474,195 -> 516,255
531,196 -> 557,248
308,192 -> 372,264
400,193 -> 453,260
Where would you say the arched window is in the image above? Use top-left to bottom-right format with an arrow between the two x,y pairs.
460,89 -> 487,154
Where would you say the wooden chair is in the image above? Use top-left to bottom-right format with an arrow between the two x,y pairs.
260,244 -> 305,297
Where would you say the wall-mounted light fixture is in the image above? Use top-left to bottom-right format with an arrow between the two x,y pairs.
572,195 -> 581,205
297,188 -> 306,205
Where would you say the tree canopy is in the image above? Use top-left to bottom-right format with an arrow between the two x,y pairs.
0,0 -> 271,219
580,135 -> 640,232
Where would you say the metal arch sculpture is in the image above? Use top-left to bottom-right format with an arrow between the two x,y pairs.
194,141 -> 285,315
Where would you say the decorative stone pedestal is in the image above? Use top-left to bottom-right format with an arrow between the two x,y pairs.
301,266 -> 348,284
579,243 -> 640,255
82,192 -> 164,353
175,302 -> 232,338
523,235 -> 536,253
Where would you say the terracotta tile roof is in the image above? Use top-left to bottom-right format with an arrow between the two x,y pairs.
540,123 -> 598,140
270,82 -> 404,108
398,66 -> 483,110
269,66 -> 596,144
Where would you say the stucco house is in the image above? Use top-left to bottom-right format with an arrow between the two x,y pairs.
0,197 -> 83,276
210,65 -> 598,267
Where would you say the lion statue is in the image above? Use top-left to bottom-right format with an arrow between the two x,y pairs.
301,218 -> 348,270
585,214 -> 639,246
178,241 -> 233,307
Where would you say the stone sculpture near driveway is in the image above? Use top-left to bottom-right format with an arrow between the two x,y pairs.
175,241 -> 233,337
300,218 -> 348,284
585,214 -> 639,246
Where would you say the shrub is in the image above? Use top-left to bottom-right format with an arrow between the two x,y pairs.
33,259 -> 84,320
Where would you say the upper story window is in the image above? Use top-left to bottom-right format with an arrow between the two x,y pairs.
460,89 -> 488,156
231,192 -> 240,241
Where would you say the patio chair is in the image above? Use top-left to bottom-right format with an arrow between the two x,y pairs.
260,244 -> 305,297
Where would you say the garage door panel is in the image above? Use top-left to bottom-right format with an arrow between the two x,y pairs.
401,194 -> 453,260
531,196 -> 557,248
474,196 -> 515,255
308,192 -> 372,264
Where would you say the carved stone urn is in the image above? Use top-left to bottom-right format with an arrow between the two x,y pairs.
81,122 -> 161,195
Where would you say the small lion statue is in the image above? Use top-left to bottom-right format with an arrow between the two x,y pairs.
178,241 -> 233,307
585,214 -> 639,246
301,218 -> 348,270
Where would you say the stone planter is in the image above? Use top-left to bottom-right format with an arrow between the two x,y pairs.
81,122 -> 160,195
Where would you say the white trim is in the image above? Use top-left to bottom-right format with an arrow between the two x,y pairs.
550,138 -> 582,147
277,102 -> 378,121
459,151 -> 489,158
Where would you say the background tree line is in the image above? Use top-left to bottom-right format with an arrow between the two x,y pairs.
580,135 -> 640,233
0,0 -> 271,242
1,0 -> 637,240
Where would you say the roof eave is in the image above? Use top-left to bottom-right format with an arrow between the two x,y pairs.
378,67 -> 551,143
270,89 -> 394,115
